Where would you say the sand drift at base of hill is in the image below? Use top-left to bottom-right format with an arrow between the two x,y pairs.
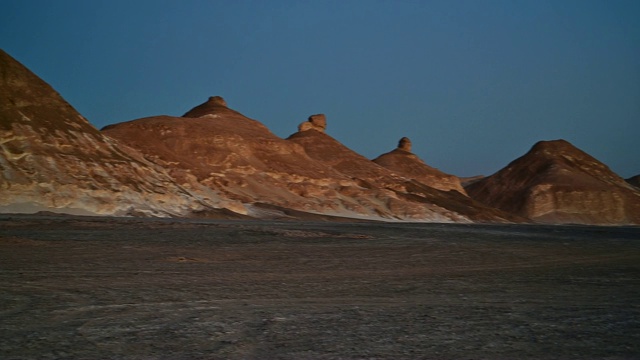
0,215 -> 638,359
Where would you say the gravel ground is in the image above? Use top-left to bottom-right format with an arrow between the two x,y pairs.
1,214 -> 639,359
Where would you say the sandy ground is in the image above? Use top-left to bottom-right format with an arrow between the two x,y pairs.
1,214 -> 639,359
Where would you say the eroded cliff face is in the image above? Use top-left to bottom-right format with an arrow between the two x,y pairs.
0,50 -> 229,217
373,137 -> 468,195
465,140 -> 640,225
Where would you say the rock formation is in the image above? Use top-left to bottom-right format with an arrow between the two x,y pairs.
398,137 -> 412,151
0,49 -> 230,216
298,114 -> 327,132
372,137 -> 468,195
287,119 -> 522,222
105,103 -> 519,222
104,97 -> 364,218
465,139 -> 640,225
4,48 -> 635,224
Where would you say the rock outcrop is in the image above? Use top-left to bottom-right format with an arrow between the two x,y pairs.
398,137 -> 412,151
0,49 -> 230,216
465,139 -> 640,225
373,137 -> 468,195
104,98 -> 365,218
5,49 -> 634,224
287,120 -> 522,223
298,114 -> 327,133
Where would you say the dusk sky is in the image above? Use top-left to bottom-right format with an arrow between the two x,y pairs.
2,0 -> 639,178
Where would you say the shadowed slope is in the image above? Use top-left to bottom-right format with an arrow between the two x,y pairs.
106,100 -> 519,222
465,139 -> 640,224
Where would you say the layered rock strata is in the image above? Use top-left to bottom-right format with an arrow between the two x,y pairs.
465,140 -> 640,225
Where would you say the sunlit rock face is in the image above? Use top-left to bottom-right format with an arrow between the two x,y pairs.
0,49 -> 228,217
373,137 -> 468,195
465,139 -> 640,225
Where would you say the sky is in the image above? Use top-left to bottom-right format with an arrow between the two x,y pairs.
1,0 -> 639,178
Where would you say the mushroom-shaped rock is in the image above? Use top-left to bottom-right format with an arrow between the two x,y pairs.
207,96 -> 227,107
398,137 -> 412,152
297,114 -> 327,133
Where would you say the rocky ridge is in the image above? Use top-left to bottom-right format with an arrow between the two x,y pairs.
105,98 -> 517,222
465,140 -> 640,225
103,98 -> 361,219
1,49 -> 637,224
286,126 -> 520,222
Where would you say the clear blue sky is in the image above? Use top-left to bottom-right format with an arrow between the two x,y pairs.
2,0 -> 639,177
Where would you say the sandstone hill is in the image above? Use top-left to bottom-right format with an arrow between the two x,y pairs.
287,120 -> 521,222
3,49 -> 636,224
0,49 -> 234,217
105,100 -> 517,222
372,137 -> 467,195
465,139 -> 640,225
103,97 -> 363,219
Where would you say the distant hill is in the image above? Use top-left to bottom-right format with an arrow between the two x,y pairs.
465,140 -> 640,225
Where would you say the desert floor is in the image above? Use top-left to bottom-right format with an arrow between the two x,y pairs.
1,214 -> 639,359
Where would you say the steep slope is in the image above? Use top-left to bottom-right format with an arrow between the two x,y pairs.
0,49 -> 228,216
287,120 -> 522,223
373,137 -> 467,195
465,139 -> 640,225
